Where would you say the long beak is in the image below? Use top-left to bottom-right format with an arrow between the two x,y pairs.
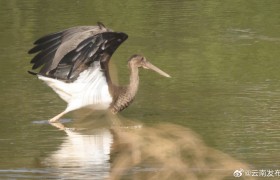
143,61 -> 171,78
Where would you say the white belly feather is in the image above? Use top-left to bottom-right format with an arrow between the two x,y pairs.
38,63 -> 113,112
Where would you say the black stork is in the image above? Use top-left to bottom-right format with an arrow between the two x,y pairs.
28,22 -> 170,123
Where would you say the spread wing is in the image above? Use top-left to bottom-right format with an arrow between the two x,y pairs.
28,23 -> 128,82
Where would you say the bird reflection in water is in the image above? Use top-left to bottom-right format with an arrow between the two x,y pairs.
46,115 -> 253,180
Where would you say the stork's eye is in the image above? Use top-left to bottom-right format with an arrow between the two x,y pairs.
141,57 -> 147,62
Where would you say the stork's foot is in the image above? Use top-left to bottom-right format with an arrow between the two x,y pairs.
48,111 -> 67,123
49,117 -> 60,123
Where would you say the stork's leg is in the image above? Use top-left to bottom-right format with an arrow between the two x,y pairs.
49,110 -> 68,123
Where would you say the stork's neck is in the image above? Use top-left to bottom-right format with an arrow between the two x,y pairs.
110,66 -> 139,114
128,66 -> 139,97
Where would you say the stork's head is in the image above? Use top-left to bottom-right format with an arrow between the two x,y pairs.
128,55 -> 171,78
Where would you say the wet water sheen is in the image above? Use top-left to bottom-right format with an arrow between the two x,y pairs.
0,0 -> 280,179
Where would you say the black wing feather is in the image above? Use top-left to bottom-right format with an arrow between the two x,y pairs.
49,32 -> 128,81
29,32 -> 62,70
32,50 -> 56,70
30,40 -> 61,64
33,31 -> 63,45
28,24 -> 127,82
28,37 -> 61,54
